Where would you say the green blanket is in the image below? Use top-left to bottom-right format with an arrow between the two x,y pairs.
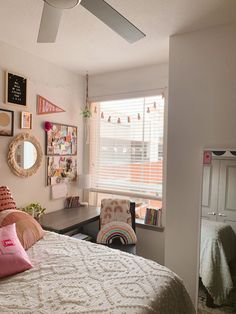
200,220 -> 236,305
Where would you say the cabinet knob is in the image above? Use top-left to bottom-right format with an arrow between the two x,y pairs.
208,212 -> 216,216
218,213 -> 227,217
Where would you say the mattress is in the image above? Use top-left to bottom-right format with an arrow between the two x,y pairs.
200,219 -> 236,305
0,231 -> 195,314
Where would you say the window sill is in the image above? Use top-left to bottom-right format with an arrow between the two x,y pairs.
136,219 -> 165,232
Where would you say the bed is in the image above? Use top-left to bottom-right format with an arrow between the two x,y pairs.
0,231 -> 194,314
200,219 -> 236,305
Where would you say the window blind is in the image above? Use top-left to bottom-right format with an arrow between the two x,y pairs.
89,95 -> 165,199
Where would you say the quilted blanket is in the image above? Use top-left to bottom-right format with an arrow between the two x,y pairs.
200,220 -> 236,305
0,232 -> 195,314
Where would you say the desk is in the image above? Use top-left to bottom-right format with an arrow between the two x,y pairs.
38,206 -> 100,234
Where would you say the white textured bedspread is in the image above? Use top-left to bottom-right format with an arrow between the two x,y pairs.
200,220 -> 236,305
0,232 -> 195,314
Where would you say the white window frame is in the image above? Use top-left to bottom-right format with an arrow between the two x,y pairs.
87,91 -> 167,209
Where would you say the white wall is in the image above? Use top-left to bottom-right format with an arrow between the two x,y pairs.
166,24 -> 236,305
0,41 -> 84,212
89,63 -> 168,264
136,227 -> 164,264
89,63 -> 168,101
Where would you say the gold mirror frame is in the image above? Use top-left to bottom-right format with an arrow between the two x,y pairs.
8,133 -> 43,177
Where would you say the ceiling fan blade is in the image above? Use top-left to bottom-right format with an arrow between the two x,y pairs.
80,0 -> 146,43
37,2 -> 63,43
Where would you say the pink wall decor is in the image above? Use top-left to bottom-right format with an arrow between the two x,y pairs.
203,150 -> 212,164
44,121 -> 53,132
37,95 -> 65,115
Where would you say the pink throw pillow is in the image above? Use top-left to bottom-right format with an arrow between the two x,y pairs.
0,224 -> 32,278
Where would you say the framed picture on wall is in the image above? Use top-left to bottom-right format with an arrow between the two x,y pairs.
0,109 -> 14,136
5,71 -> 27,106
45,122 -> 77,155
20,111 -> 32,129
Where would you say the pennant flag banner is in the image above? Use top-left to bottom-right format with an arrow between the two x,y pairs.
37,95 -> 65,115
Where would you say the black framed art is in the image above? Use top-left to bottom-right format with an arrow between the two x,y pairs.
0,109 -> 14,136
5,71 -> 27,106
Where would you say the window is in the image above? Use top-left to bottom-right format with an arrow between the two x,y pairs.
89,95 -> 165,217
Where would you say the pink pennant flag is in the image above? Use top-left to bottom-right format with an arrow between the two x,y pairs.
37,95 -> 65,115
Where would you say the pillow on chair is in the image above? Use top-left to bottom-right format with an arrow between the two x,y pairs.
0,186 -> 17,212
100,199 -> 132,229
0,210 -> 44,250
97,221 -> 137,245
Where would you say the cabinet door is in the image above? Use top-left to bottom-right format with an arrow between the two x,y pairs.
218,159 -> 236,233
201,160 -> 220,221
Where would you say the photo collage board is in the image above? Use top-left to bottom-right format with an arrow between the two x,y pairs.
46,123 -> 78,186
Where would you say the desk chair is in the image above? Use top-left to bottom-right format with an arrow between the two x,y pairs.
97,199 -> 136,254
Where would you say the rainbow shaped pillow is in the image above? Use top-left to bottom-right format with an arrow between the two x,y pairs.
97,221 -> 137,245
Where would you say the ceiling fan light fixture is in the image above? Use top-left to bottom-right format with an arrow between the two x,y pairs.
44,0 -> 81,10
38,0 -> 145,43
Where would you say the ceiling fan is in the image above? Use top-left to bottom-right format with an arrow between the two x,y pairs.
37,0 -> 146,43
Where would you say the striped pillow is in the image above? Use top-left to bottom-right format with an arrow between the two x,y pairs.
0,210 -> 44,250
0,186 -> 17,212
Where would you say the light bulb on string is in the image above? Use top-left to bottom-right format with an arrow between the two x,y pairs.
137,113 -> 141,120
101,112 -> 104,119
94,106 -> 97,114
127,116 -> 131,123
108,116 -> 111,123
147,107 -> 150,113
153,102 -> 156,109
117,117 -> 121,124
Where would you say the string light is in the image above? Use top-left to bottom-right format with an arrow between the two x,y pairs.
94,106 -> 97,114
99,92 -> 167,123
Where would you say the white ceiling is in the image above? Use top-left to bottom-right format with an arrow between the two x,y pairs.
0,0 -> 236,74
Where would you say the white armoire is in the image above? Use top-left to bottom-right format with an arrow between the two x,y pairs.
202,157 -> 236,234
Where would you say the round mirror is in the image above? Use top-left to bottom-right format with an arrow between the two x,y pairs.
8,133 -> 43,177
15,141 -> 37,169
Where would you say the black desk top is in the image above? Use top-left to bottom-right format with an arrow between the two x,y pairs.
38,206 -> 100,234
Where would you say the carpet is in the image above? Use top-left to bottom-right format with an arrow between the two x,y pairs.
198,283 -> 236,314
